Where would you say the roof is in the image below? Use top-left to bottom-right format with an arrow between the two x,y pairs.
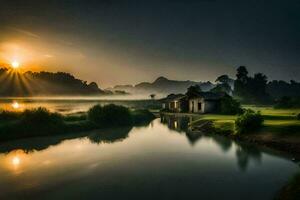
161,94 -> 187,102
190,92 -> 226,100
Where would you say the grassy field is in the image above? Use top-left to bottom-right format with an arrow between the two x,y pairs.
192,105 -> 300,135
189,105 -> 300,155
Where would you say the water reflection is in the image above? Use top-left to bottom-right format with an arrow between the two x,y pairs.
0,98 -> 160,114
160,115 -> 201,145
0,118 -> 298,200
0,121 -> 151,155
161,115 -> 264,172
87,127 -> 132,144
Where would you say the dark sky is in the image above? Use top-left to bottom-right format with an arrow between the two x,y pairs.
0,0 -> 299,87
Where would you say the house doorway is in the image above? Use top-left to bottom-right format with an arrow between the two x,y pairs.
191,101 -> 194,112
198,102 -> 202,112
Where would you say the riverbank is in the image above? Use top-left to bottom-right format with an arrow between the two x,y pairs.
162,106 -> 300,158
0,105 -> 156,142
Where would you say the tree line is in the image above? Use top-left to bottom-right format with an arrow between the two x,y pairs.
0,68 -> 105,96
210,66 -> 300,105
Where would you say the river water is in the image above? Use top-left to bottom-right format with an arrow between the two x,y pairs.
0,116 -> 298,200
0,97 -> 157,114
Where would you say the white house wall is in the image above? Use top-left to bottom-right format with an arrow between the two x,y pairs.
189,98 -> 205,113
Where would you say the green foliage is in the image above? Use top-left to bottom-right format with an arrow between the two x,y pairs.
131,109 -> 155,124
297,113 -> 300,120
233,66 -> 271,104
0,107 -> 66,140
186,85 -> 202,98
0,104 -> 156,141
235,109 -> 264,134
210,83 -> 232,95
274,96 -> 300,109
216,75 -> 230,84
219,96 -> 243,115
20,107 -> 65,132
267,80 -> 300,99
88,104 -> 133,127
87,105 -> 103,123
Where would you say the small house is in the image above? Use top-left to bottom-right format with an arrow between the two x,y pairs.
189,92 -> 225,113
161,94 -> 188,112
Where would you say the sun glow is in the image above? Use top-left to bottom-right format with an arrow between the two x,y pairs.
11,61 -> 20,69
12,102 -> 20,109
12,157 -> 21,166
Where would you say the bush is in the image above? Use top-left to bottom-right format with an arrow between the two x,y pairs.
235,109 -> 264,134
87,105 -> 103,123
297,113 -> 300,120
88,104 -> 133,127
20,107 -> 64,131
131,109 -> 155,124
219,96 -> 243,115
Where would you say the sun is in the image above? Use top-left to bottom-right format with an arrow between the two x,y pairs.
12,102 -> 20,109
12,157 -> 21,166
11,61 -> 20,69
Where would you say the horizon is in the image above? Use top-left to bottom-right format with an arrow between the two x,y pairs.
0,0 -> 299,88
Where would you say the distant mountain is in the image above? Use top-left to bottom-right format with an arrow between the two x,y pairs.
0,68 -> 106,96
111,76 -> 215,96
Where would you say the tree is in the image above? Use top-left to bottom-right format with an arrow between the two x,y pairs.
216,75 -> 230,84
186,85 -> 201,98
234,66 -> 249,99
236,66 -> 248,83
210,83 -> 232,95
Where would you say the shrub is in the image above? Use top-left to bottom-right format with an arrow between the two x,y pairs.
219,96 -> 243,115
297,113 -> 300,120
87,105 -> 103,123
88,104 -> 133,127
235,109 -> 264,134
131,109 -> 155,124
20,107 -> 63,127
19,107 -> 65,134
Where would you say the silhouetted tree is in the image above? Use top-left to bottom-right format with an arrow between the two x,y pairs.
267,80 -> 300,98
211,83 -> 232,95
186,85 -> 202,98
216,75 -> 230,84
233,66 -> 271,103
234,66 -> 249,98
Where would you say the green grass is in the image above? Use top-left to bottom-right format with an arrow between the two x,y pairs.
191,105 -> 300,135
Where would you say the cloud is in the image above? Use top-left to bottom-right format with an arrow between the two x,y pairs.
9,27 -> 40,39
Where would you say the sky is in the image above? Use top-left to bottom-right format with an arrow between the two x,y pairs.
0,0 -> 299,88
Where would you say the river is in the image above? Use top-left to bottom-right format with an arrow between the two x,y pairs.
0,116 -> 298,200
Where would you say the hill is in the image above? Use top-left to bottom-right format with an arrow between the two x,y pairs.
111,76 -> 215,96
0,68 -> 106,96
